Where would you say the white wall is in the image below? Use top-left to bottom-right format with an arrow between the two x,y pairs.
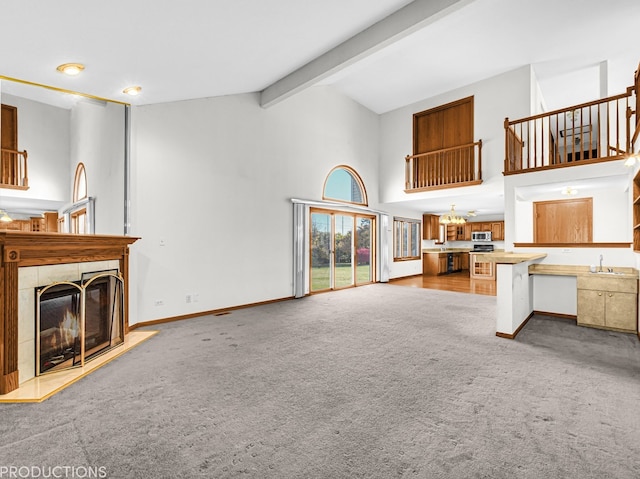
69,100 -> 126,235
0,93 -> 70,204
374,66 -> 536,281
378,65 -> 533,207
129,86 -> 384,324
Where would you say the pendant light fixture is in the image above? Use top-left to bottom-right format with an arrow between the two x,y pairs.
439,204 -> 466,224
0,210 -> 13,223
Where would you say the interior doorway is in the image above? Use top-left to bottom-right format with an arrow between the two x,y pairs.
310,208 -> 375,292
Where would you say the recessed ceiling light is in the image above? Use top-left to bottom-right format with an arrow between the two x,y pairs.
56,63 -> 85,76
123,86 -> 142,96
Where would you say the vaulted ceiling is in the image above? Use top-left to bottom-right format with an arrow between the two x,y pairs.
2,0 -> 638,112
1,0 -> 638,217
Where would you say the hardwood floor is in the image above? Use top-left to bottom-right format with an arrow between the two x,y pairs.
389,270 -> 496,296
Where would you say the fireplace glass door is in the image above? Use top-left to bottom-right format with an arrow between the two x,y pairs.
36,272 -> 125,376
37,282 -> 83,374
83,273 -> 124,363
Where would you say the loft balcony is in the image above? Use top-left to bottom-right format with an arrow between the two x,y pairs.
504,66 -> 639,175
404,140 -> 483,192
0,148 -> 29,190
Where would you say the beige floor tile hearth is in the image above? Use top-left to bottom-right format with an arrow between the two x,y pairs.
0,330 -> 158,403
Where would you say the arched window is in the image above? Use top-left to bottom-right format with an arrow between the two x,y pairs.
323,166 -> 367,206
73,163 -> 87,202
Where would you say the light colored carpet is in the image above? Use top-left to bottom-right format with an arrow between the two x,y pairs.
0,284 -> 639,478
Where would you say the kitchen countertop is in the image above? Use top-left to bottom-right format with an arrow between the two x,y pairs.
422,248 -> 470,254
422,248 -> 505,254
480,252 -> 547,264
529,263 -> 639,279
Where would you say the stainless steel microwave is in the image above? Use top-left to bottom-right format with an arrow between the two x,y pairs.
471,231 -> 492,242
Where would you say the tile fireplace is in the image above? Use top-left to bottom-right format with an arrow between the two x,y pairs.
0,232 -> 138,394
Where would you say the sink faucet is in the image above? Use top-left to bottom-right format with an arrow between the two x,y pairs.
599,254 -> 603,272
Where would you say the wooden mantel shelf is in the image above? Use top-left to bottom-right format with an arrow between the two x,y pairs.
0,231 -> 139,395
0,231 -> 139,267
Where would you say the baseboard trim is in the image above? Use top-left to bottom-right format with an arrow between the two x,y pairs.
495,311 -> 534,340
130,295 -> 295,330
532,310 -> 577,321
388,274 -> 423,282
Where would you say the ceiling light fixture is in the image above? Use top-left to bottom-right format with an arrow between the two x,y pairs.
566,109 -> 581,123
439,204 -> 466,224
0,210 -> 13,223
122,86 -> 142,96
56,63 -> 85,76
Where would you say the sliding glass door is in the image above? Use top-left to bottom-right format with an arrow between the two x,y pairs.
310,209 -> 375,292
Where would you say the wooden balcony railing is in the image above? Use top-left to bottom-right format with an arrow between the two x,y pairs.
405,140 -> 482,192
504,88 -> 636,174
0,148 -> 29,189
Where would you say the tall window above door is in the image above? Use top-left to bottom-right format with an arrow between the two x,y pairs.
73,163 -> 87,202
323,166 -> 367,206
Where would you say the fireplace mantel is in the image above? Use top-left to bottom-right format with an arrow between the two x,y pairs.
0,231 -> 139,394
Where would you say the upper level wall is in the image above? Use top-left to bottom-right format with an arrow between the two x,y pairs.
70,101 -> 126,235
378,65 -> 533,205
1,93 -> 70,203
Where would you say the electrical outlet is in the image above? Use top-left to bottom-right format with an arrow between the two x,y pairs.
186,294 -> 192,303
154,299 -> 164,306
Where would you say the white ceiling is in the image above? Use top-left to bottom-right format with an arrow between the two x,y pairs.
1,0 -> 639,218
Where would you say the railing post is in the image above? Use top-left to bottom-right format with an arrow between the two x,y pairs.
22,151 -> 28,188
504,118 -> 509,174
626,105 -> 633,154
477,139 -> 482,182
405,155 -> 411,190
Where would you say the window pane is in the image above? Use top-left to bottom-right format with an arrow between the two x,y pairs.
394,218 -> 420,261
324,167 -> 366,205
410,223 -> 420,257
402,223 -> 409,257
394,221 -> 402,258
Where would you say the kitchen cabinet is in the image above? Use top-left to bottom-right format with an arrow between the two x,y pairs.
469,253 -> 495,280
577,275 -> 637,332
423,252 -> 467,276
463,221 -> 504,241
423,253 -> 444,275
446,224 -> 467,241
466,221 -> 504,240
422,214 -> 440,240
461,253 -> 469,270
490,222 -> 504,240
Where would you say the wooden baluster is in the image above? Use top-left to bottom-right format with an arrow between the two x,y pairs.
589,107 -> 599,158
606,100 -> 611,157
596,106 -> 601,158
616,99 -> 620,154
